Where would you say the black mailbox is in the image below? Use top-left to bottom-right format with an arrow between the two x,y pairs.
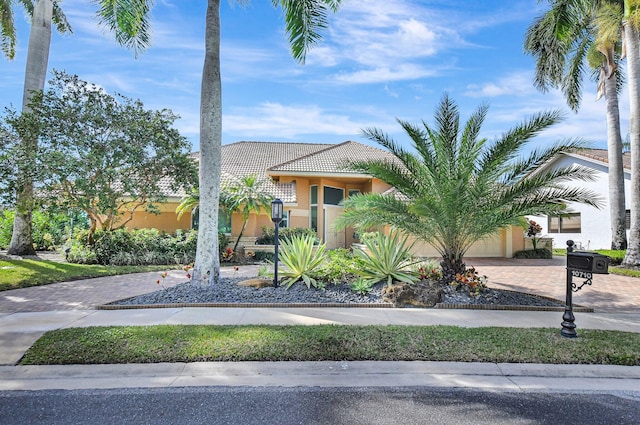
567,251 -> 609,274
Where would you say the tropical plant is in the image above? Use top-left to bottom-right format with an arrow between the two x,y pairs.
315,248 -> 364,284
412,259 -> 443,281
277,234 -> 327,289
255,226 -> 317,245
449,267 -> 488,297
176,189 -> 200,220
350,278 -> 374,295
220,174 -> 273,253
525,218 -> 543,250
524,0 -> 628,250
336,94 -> 603,278
97,0 -> 343,285
353,231 -> 418,287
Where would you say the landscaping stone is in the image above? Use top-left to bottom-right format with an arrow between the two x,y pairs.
381,282 -> 443,307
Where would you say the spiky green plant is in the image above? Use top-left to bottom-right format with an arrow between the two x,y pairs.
355,231 -> 418,287
278,234 -> 327,289
336,93 -> 602,278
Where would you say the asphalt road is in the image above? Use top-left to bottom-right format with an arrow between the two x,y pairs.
1,387 -> 639,425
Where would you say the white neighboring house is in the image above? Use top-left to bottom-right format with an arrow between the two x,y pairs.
528,149 -> 631,250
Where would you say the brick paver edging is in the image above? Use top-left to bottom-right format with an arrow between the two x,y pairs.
96,302 -> 395,309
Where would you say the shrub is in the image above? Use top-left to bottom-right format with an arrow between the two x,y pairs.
450,267 -> 488,296
278,234 -> 327,289
350,277 -> 374,295
64,228 -> 202,266
314,248 -> 365,284
412,259 -> 443,281
355,231 -> 419,286
513,248 -> 552,259
255,226 -> 317,245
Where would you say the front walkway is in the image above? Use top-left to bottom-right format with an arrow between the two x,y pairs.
468,257 -> 639,313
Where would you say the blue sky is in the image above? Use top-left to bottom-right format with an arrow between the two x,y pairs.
0,0 -> 627,152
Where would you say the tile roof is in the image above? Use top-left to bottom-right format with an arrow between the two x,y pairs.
573,148 -> 631,171
269,141 -> 396,173
176,141 -> 394,203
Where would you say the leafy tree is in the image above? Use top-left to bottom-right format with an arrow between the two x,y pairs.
335,94 -> 603,277
97,0 -> 343,285
3,71 -> 198,243
220,174 -> 274,254
525,0 -> 628,250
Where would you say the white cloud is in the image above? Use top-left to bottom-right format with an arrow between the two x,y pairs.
464,72 -> 538,98
223,102 -> 377,139
334,64 -> 437,84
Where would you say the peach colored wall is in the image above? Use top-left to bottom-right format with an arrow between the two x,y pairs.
125,202 -> 192,233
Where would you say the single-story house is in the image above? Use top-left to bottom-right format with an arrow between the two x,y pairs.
527,148 -> 632,250
124,140 -> 525,258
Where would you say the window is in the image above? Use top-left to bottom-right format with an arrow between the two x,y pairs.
278,210 -> 290,228
626,210 -> 631,230
323,186 -> 344,205
191,208 -> 232,234
310,185 -> 318,232
548,213 -> 581,233
348,189 -> 361,198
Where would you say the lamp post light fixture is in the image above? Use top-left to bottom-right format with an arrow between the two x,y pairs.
271,198 -> 283,287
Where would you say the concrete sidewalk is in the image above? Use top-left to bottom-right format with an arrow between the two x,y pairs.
1,307 -> 640,393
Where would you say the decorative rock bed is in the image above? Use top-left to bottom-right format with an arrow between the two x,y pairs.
104,277 -> 587,311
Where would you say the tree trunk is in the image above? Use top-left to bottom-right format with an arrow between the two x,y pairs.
440,250 -> 466,282
232,219 -> 248,254
7,0 -> 52,256
623,21 -> 640,266
603,66 -> 628,250
192,0 -> 221,285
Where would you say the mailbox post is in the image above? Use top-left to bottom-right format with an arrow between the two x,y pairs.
561,240 -> 609,338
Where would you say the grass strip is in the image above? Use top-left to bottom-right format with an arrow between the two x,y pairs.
0,259 -> 178,291
21,325 -> 640,366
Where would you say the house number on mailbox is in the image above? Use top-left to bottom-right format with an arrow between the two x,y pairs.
571,270 -> 592,280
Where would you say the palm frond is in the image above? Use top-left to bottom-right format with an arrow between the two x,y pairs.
273,0 -> 341,64
96,0 -> 153,57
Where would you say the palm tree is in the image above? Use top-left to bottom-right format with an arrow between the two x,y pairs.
0,0 -> 70,60
622,0 -> 640,266
220,174 -> 274,254
335,94 -> 603,278
99,0 -> 343,285
5,0 -> 70,255
525,0 -> 628,250
176,189 -> 200,221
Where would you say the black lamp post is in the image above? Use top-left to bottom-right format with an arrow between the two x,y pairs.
271,199 -> 283,287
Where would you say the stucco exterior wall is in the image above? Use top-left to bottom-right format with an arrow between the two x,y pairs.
409,227 -> 523,259
124,201 -> 192,233
528,155 -> 631,250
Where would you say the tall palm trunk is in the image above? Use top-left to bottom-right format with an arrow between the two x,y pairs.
192,0 -> 221,285
8,0 -> 52,256
603,67 -> 628,250
623,21 -> 640,266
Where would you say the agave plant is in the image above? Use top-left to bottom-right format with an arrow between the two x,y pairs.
278,234 -> 327,289
355,231 -> 419,286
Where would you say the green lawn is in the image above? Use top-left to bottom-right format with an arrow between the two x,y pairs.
552,249 -> 640,278
0,258 -> 178,291
21,325 -> 640,366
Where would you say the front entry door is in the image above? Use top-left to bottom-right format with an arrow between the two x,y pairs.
323,206 -> 345,249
